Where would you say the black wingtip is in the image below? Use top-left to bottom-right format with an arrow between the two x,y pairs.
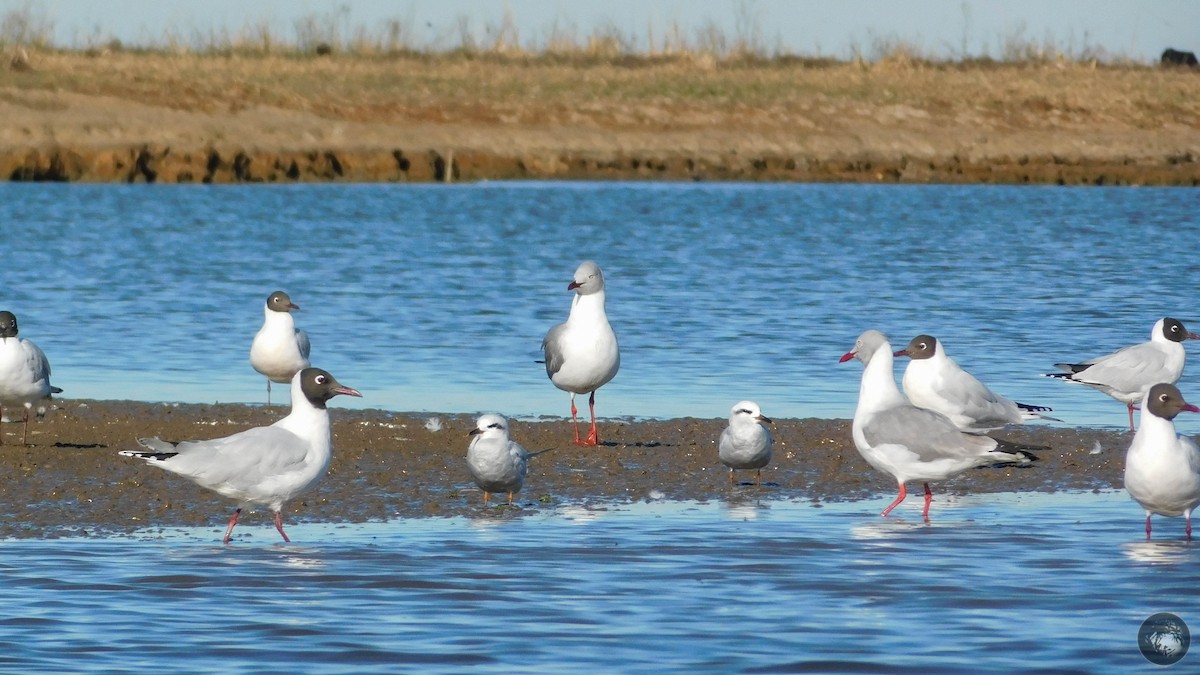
121,451 -> 179,462
1016,401 -> 1053,412
1013,449 -> 1039,463
1053,362 -> 1091,375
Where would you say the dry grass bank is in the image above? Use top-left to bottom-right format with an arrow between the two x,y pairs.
1,50 -> 1198,184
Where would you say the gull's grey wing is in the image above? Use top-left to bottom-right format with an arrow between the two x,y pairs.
296,329 -> 312,361
1070,342 -> 1171,390
151,425 -> 311,492
863,404 -> 996,463
952,373 -> 1021,426
21,338 -> 52,383
541,322 -> 567,378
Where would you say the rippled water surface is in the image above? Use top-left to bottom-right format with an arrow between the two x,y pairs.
2,182 -> 1198,430
0,492 -> 1195,672
2,183 -> 1198,670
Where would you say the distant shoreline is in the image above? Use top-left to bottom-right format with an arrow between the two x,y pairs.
2,52 -> 1198,186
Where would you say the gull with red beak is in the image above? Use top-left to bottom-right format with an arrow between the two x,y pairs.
541,261 -> 620,446
841,330 -> 1037,519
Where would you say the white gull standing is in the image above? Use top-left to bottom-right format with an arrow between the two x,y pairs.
541,261 -> 620,446
1046,317 -> 1199,432
718,401 -> 774,486
841,329 -> 1037,519
1124,383 -> 1200,540
120,367 -> 361,544
0,311 -> 62,446
896,334 -> 1055,433
467,414 -> 531,505
250,290 -> 311,406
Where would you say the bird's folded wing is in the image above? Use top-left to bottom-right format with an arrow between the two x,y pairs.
22,340 -> 52,381
156,426 -> 310,487
541,323 -> 567,376
863,405 -> 995,462
296,330 -> 311,361
1073,343 -> 1167,388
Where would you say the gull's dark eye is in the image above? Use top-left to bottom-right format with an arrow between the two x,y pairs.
1161,394 -> 1170,403
316,375 -> 327,384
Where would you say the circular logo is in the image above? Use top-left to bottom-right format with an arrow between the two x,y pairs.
1139,613 -> 1190,666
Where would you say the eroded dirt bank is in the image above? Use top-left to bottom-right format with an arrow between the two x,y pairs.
0,399 -> 1131,539
6,144 -> 1199,185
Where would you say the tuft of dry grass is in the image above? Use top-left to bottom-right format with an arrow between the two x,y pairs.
5,49 -> 1196,135
0,3 -> 1168,67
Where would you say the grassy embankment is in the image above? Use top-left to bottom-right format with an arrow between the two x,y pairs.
1,9 -> 1197,184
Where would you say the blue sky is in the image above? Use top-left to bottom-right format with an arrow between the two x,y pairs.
11,0 -> 1200,62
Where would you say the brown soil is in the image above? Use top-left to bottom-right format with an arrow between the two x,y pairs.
1,52 -> 1198,185
0,399 -> 1129,539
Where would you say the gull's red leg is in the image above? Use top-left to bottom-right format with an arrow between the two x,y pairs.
584,390 -> 600,446
880,483 -> 908,517
224,507 -> 242,544
570,395 -> 583,445
274,510 -> 291,543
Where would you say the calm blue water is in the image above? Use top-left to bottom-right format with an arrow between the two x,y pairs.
1,182 -> 1198,431
0,492 -> 1195,672
2,182 -> 1200,671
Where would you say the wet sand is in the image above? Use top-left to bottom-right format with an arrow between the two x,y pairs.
0,399 -> 1130,539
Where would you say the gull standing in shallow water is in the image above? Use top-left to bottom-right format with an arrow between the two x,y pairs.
541,261 -> 620,446
841,330 -> 1037,519
250,290 -> 311,406
0,311 -> 62,446
718,401 -> 774,486
467,414 -> 530,505
1124,383 -> 1200,540
1046,317 -> 1199,432
120,368 -> 361,544
895,334 -> 1056,433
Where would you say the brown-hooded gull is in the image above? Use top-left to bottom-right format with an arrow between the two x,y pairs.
121,367 -> 360,544
0,311 -> 62,446
1124,382 -> 1200,540
896,334 -> 1055,433
250,290 -> 312,406
1046,317 -> 1198,432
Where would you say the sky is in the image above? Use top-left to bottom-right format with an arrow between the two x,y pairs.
8,0 -> 1200,62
